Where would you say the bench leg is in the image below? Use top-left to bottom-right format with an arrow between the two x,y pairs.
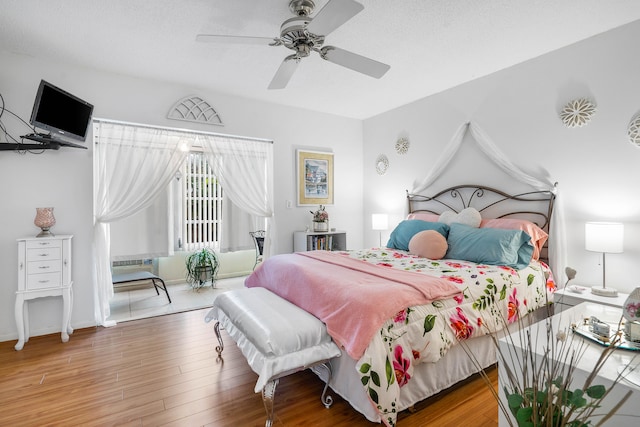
262,378 -> 279,427
151,278 -> 172,304
316,362 -> 334,408
213,321 -> 224,361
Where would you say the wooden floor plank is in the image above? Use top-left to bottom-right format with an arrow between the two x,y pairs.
0,308 -> 499,426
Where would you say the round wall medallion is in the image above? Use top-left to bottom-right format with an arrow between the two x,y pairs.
628,112 -> 640,147
560,98 -> 596,128
395,137 -> 410,155
375,154 -> 389,175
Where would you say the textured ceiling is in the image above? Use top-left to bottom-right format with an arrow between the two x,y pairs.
2,0 -> 640,119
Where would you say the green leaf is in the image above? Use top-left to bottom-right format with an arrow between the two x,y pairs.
499,284 -> 507,300
507,393 -> 524,409
359,363 -> 371,374
516,407 -> 533,423
423,314 -> 437,336
371,371 -> 381,387
527,274 -> 535,286
385,357 -> 395,385
368,387 -> 379,404
361,375 -> 369,386
552,376 -> 564,387
586,384 -> 606,399
569,389 -> 587,408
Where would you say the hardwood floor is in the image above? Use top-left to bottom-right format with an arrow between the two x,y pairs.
0,309 -> 498,426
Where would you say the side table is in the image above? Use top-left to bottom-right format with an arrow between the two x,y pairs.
554,287 -> 628,311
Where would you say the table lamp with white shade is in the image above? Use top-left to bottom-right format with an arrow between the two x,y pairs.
372,214 -> 389,247
585,221 -> 624,297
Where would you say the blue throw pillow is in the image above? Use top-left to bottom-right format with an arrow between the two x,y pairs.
445,223 -> 534,269
386,220 -> 450,251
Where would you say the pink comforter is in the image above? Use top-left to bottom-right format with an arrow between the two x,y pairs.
244,251 -> 461,359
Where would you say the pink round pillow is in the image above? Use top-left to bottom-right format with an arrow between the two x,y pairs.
408,230 -> 448,260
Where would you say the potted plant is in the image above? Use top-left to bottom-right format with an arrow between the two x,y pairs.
464,267 -> 632,426
185,247 -> 219,289
310,205 -> 329,232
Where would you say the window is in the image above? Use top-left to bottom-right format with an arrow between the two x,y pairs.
181,152 -> 223,251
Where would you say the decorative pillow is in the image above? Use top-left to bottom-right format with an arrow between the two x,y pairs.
438,207 -> 482,228
445,223 -> 534,269
406,212 -> 440,222
386,220 -> 450,251
408,230 -> 448,259
480,218 -> 548,261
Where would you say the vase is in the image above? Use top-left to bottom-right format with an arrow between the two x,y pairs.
34,207 -> 56,237
313,221 -> 329,232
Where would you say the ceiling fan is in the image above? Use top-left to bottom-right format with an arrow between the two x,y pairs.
196,0 -> 391,89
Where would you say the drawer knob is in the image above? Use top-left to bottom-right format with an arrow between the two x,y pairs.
38,280 -> 50,284
38,266 -> 50,270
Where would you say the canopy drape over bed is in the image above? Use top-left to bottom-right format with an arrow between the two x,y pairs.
410,121 -> 566,279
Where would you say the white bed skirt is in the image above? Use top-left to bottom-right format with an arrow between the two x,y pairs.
314,334 -> 497,423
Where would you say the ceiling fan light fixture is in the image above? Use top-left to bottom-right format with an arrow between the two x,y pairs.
289,0 -> 315,17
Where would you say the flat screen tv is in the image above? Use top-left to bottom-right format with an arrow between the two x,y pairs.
29,80 -> 94,142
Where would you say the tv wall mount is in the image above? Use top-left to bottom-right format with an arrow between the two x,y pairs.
0,133 -> 87,151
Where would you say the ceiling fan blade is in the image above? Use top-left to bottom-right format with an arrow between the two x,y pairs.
196,34 -> 277,46
306,0 -> 364,36
268,55 -> 300,90
320,46 -> 390,79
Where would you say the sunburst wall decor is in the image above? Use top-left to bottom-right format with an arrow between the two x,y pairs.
375,154 -> 389,175
628,112 -> 640,147
395,137 -> 410,155
560,98 -> 596,128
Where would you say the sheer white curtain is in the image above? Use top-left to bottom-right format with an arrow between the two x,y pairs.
199,135 -> 275,257
410,121 -> 566,279
93,120 -> 192,326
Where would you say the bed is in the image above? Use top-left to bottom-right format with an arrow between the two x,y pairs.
245,184 -> 557,426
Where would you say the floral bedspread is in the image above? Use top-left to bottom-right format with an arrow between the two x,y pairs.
341,248 -> 556,427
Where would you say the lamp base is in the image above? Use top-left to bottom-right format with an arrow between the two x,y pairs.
36,228 -> 54,238
591,286 -> 618,297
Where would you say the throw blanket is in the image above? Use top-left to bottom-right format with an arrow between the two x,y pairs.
244,251 -> 461,359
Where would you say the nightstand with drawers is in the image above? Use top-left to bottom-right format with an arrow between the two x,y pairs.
15,235 -> 74,350
554,287 -> 628,311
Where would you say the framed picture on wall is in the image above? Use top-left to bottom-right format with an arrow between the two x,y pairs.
297,149 -> 334,206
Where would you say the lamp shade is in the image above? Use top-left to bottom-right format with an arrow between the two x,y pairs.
372,213 -> 389,231
585,222 -> 624,253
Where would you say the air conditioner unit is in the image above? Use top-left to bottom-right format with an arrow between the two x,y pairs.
111,259 -> 157,276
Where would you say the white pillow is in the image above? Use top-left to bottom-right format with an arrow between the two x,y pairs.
439,207 -> 481,228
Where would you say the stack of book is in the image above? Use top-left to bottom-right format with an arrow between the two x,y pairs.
310,235 -> 333,250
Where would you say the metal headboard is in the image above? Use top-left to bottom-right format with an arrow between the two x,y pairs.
407,184 -> 556,262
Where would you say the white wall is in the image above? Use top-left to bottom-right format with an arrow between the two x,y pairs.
362,21 -> 640,294
0,51 -> 363,342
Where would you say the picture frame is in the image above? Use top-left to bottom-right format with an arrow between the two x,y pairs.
297,149 -> 334,206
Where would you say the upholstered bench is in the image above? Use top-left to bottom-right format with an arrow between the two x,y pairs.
205,287 -> 341,427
